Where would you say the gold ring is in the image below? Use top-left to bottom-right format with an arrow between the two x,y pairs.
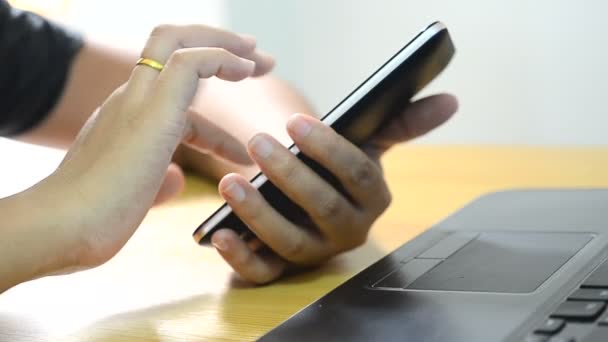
136,57 -> 164,71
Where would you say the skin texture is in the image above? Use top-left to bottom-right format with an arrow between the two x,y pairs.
212,94 -> 457,284
1,23 -> 458,292
1,24 -> 274,292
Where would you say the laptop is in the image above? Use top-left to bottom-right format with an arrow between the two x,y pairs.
259,189 -> 608,342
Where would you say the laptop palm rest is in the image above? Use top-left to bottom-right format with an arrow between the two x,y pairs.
373,232 -> 592,293
258,190 -> 608,342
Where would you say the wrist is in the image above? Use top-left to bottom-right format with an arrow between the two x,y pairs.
0,177 -> 85,291
28,175 -> 92,274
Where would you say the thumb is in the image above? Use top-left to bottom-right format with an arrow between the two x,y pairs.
369,93 -> 458,151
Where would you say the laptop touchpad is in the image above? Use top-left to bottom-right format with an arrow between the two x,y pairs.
377,232 -> 592,293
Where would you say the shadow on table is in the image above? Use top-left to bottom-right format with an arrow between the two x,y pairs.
220,237 -> 391,339
233,232 -> 393,289
55,236 -> 390,342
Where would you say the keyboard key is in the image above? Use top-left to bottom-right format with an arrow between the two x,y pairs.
569,288 -> 608,301
582,326 -> 608,342
550,301 -> 605,320
534,318 -> 565,335
582,260 -> 608,288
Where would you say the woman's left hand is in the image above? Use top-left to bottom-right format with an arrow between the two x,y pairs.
211,93 -> 458,284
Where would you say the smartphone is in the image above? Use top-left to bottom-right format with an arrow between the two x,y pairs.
193,21 -> 455,245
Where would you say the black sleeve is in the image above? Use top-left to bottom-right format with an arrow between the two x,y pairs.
0,0 -> 84,136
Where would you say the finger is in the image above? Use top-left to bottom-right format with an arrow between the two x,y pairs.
247,133 -> 366,247
370,93 -> 458,151
184,109 -> 253,165
243,49 -> 275,77
246,237 -> 265,252
212,228 -> 287,284
148,47 -> 255,122
285,115 -> 392,215
130,24 -> 258,90
218,173 -> 331,264
153,163 -> 185,205
131,48 -> 255,157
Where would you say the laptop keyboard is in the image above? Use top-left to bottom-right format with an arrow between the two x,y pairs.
525,258 -> 608,342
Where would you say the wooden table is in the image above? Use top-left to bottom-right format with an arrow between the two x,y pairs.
1,146 -> 607,341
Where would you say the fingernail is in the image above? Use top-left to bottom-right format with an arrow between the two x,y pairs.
250,135 -> 273,159
287,115 -> 312,138
213,239 -> 229,252
224,180 -> 246,202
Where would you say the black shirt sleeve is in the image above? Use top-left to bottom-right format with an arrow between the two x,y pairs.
0,0 -> 84,136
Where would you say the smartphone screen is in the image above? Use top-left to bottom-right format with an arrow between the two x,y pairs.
193,21 -> 455,245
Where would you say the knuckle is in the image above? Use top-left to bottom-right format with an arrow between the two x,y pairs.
282,233 -> 307,261
350,232 -> 369,249
372,181 -> 392,213
150,24 -> 175,38
167,49 -> 190,68
234,249 -> 257,270
322,136 -> 340,159
381,187 -> 393,210
242,200 -> 265,226
277,160 -> 300,185
315,193 -> 344,221
205,47 -> 230,58
350,159 -> 379,187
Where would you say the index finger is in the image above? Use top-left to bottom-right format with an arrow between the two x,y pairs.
128,24 -> 273,96
184,110 -> 252,165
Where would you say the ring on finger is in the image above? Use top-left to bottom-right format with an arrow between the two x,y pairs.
136,57 -> 165,71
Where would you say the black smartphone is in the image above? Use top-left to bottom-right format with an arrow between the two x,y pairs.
193,21 -> 455,245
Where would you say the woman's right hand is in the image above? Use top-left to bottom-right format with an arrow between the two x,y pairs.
0,24 -> 274,292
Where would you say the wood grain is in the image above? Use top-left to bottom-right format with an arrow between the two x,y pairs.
1,145 -> 607,341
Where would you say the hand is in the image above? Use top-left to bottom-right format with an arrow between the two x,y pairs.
2,24 -> 275,289
211,94 -> 458,284
172,75 -> 312,182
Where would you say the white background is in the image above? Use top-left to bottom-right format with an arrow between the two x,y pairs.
222,0 -> 608,145
1,0 -> 606,196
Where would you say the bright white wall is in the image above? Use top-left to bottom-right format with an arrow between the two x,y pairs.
224,0 -> 608,145
64,0 -> 225,48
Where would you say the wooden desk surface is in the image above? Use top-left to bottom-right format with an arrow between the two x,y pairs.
1,145 -> 607,341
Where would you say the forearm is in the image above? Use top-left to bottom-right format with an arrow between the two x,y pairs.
16,40 -> 136,148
